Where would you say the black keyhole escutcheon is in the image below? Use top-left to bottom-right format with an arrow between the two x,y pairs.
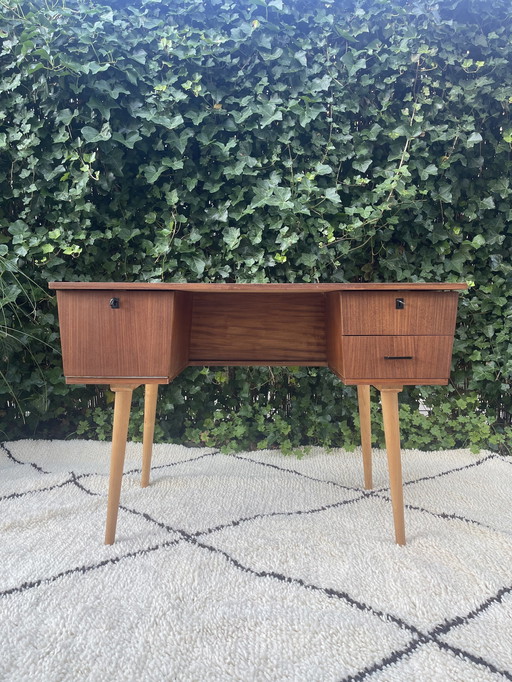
395,298 -> 405,310
110,297 -> 120,309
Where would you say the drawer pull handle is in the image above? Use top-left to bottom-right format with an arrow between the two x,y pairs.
384,355 -> 413,360
109,297 -> 120,309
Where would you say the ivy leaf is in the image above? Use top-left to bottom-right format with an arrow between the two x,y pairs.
131,48 -> 147,65
324,187 -> 341,204
111,130 -> 142,148
419,163 -> 438,181
334,27 -> 358,43
259,103 -> 282,128
81,123 -> 111,143
480,197 -> 495,210
314,163 -> 332,175
151,113 -> 184,129
8,220 -> 29,244
143,164 -> 166,183
352,159 -> 372,173
56,109 -> 75,125
466,132 -> 483,146
185,256 -> 205,278
294,50 -> 307,66
223,227 -> 241,250
437,185 -> 453,203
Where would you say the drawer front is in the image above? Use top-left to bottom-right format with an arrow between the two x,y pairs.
341,291 -> 459,336
341,335 -> 454,380
57,290 -> 175,379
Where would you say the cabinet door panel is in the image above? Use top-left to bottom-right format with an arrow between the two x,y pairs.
57,290 -> 175,379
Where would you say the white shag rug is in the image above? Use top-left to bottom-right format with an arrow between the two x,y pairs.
1,440 -> 511,682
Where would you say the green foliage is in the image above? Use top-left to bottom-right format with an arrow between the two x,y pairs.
0,0 -> 511,453
366,391 -> 512,455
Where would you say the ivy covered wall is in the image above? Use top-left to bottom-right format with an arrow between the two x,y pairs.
1,0 -> 511,452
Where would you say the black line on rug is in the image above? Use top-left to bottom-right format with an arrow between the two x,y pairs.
0,477 -> 75,503
403,453 -> 498,488
116,501 -> 512,681
374,492 -> 507,536
124,450 -> 221,476
0,537 -> 182,599
431,583 -> 512,637
0,450 -> 221,503
337,578 -> 512,682
231,453 -> 367,493
52,490 -> 423,640
337,630 -> 512,682
73,468 -> 374,541
0,442 -> 50,474
70,472 -> 102,497
433,638 -> 512,680
189,535 -> 424,638
338,636 -> 428,682
233,451 -> 500,499
190,492 -> 370,537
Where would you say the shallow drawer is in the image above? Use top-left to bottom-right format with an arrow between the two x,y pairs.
340,291 -> 459,335
340,335 -> 454,380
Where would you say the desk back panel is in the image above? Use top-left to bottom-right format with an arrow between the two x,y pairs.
189,292 -> 327,365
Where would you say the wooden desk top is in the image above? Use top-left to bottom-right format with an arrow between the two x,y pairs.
49,282 -> 467,292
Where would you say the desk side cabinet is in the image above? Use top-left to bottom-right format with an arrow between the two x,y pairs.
56,289 -> 191,384
327,290 -> 460,385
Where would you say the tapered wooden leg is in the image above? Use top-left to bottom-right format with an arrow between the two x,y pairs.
141,383 -> 159,488
376,385 -> 406,546
104,384 -> 138,545
357,385 -> 373,489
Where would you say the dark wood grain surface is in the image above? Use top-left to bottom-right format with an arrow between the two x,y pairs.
57,290 -> 176,380
340,335 -> 454,381
340,291 -> 459,336
189,292 -> 327,364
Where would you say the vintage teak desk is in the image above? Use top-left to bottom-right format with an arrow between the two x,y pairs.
49,282 -> 467,546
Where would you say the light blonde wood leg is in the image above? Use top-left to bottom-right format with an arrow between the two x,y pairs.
141,383 -> 158,488
376,385 -> 406,546
357,385 -> 372,489
105,384 -> 138,545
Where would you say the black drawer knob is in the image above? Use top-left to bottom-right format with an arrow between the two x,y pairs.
109,297 -> 120,309
395,298 -> 405,309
